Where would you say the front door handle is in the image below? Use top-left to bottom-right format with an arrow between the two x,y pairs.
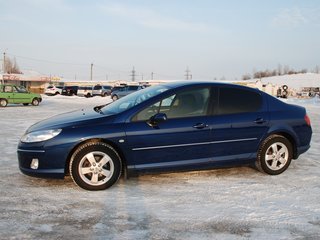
193,123 -> 209,129
254,118 -> 266,124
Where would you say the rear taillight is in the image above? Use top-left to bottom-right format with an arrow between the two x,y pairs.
304,114 -> 311,126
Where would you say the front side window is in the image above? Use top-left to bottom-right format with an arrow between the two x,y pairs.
218,87 -> 262,115
101,85 -> 169,115
16,86 -> 28,93
133,87 -> 210,121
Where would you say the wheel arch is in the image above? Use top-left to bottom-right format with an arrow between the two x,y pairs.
263,131 -> 298,159
64,138 -> 128,175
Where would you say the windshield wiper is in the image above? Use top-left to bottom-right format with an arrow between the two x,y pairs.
93,102 -> 111,114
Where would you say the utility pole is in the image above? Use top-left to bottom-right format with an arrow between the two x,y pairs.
185,66 -> 192,80
141,73 -> 144,81
90,63 -> 93,81
151,72 -> 155,80
130,66 -> 136,82
2,52 -> 6,84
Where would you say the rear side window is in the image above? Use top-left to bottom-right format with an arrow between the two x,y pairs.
218,87 -> 262,115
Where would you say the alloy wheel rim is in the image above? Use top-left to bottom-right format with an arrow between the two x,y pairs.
78,151 -> 114,186
265,142 -> 289,170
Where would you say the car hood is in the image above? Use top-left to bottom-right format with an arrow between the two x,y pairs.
27,108 -> 114,133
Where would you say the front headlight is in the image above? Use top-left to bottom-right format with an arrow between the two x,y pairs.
21,129 -> 62,143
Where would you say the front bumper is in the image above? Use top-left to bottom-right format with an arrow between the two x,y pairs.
17,144 -> 72,179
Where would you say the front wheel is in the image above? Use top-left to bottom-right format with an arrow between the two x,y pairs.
32,98 -> 40,106
0,99 -> 8,107
70,142 -> 122,190
256,135 -> 293,175
112,95 -> 118,101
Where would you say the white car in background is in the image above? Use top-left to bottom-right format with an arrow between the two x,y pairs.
77,86 -> 94,98
44,85 -> 63,96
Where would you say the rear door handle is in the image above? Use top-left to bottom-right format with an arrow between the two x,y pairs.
254,118 -> 266,124
193,123 -> 209,129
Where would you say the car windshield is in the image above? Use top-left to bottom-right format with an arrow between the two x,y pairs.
101,85 -> 169,115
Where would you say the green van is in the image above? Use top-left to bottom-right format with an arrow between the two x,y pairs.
0,84 -> 42,107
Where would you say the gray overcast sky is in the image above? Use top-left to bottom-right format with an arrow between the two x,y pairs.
1,0 -> 319,80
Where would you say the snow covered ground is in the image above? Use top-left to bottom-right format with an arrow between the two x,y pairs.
0,94 -> 319,240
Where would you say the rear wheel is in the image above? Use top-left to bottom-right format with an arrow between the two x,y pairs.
32,98 -> 40,106
70,142 -> 122,190
0,99 -> 8,107
256,135 -> 293,175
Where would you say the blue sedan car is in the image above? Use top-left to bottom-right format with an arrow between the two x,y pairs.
18,81 -> 312,190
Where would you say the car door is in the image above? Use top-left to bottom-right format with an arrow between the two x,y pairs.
208,86 -> 269,161
125,86 -> 213,171
13,86 -> 31,103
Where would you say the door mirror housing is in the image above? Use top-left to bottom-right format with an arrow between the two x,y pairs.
148,113 -> 167,127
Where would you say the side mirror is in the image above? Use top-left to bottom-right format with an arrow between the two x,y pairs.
147,113 -> 167,127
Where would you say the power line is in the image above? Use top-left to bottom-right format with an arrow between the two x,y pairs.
6,52 -> 88,66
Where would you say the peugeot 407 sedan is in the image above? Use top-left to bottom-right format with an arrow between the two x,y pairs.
18,81 -> 312,190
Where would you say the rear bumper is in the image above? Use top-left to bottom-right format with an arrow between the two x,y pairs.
295,144 -> 310,159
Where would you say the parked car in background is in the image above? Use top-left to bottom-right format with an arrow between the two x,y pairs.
77,86 -> 93,98
0,84 -> 42,107
61,86 -> 79,96
111,85 -> 125,93
111,85 -> 144,101
17,81 -> 312,190
44,85 -> 63,96
92,85 -> 112,97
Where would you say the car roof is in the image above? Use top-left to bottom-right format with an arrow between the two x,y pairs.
161,80 -> 258,91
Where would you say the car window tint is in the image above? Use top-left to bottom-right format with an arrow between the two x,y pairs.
218,87 -> 262,115
128,86 -> 139,91
132,87 -> 210,121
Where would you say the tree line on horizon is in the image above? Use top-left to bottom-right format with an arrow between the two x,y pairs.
2,56 -> 319,81
242,64 -> 320,80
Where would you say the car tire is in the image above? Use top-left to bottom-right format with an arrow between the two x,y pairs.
102,92 -> 107,97
32,98 -> 40,106
112,95 -> 118,101
70,141 -> 122,190
256,135 -> 293,175
86,93 -> 91,98
23,103 -> 29,106
0,99 -> 8,107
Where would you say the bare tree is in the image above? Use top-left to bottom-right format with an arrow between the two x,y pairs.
277,64 -> 282,76
4,57 -> 21,74
242,73 -> 251,80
